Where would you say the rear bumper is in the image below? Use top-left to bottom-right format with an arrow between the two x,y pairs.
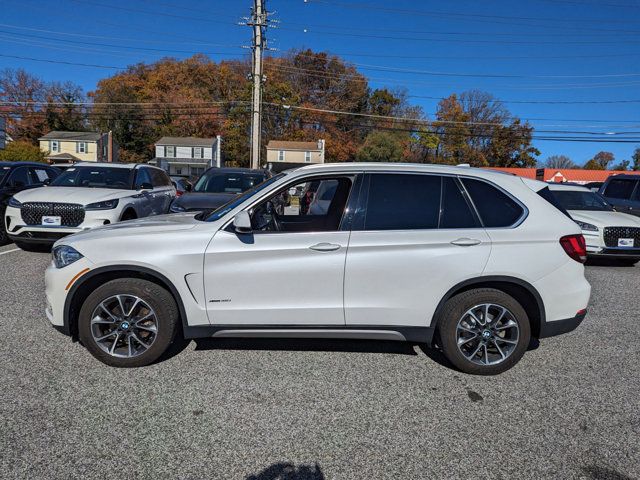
539,310 -> 587,338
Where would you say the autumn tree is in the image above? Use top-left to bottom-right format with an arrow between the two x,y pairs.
0,141 -> 47,162
44,81 -> 87,132
584,159 -> 605,170
0,68 -> 47,143
545,155 -> 575,169
356,131 -> 404,162
632,147 -> 640,171
588,151 -> 614,169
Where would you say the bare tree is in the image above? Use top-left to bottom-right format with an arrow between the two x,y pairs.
545,155 -> 576,169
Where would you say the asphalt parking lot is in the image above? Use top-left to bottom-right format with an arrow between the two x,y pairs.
1,243 -> 638,480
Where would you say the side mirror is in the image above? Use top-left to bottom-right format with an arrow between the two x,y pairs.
233,210 -> 252,234
139,182 -> 153,191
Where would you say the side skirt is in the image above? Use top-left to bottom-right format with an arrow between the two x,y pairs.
183,324 -> 435,345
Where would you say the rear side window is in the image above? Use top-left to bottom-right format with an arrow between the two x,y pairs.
440,177 -> 478,229
604,179 -> 636,200
462,178 -> 524,228
364,174 -> 440,230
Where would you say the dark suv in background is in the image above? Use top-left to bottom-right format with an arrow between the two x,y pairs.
599,175 -> 640,217
0,162 -> 60,244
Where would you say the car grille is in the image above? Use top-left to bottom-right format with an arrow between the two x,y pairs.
603,226 -> 640,248
20,202 -> 85,227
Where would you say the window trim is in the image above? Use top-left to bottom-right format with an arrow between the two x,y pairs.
77,141 -> 87,154
50,140 -> 59,152
278,150 -> 285,161
352,171 -> 527,233
165,145 -> 176,158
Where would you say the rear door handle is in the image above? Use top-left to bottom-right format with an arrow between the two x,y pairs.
309,243 -> 341,252
450,238 -> 482,247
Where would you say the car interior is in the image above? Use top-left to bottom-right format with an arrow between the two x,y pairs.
249,176 -> 353,233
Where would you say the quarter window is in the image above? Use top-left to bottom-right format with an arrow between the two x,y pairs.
364,174 -> 440,231
462,178 -> 524,228
604,179 -> 636,200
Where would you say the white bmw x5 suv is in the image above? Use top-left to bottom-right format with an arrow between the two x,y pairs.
5,163 -> 175,250
45,163 -> 591,375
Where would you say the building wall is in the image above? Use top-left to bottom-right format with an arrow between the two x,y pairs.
39,139 -> 97,161
266,149 -> 323,164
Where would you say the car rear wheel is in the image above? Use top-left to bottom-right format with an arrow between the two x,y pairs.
438,288 -> 531,375
78,278 -> 179,367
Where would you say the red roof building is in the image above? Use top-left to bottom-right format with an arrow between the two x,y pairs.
486,167 -> 640,185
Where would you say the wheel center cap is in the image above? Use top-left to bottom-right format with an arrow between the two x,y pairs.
482,330 -> 492,340
120,321 -> 130,330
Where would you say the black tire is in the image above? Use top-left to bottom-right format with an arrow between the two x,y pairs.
13,241 -> 52,252
78,278 -> 179,367
120,209 -> 137,221
438,288 -> 531,376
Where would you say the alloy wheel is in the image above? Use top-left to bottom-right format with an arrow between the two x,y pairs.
90,294 -> 158,358
456,303 -> 520,366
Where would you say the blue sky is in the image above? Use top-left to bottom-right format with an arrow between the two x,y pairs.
1,0 -> 639,165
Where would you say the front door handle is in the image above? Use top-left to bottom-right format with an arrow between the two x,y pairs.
450,238 -> 482,247
309,243 -> 341,252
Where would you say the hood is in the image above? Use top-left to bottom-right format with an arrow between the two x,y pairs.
173,191 -> 237,210
13,186 -> 133,205
57,212 -> 200,246
569,209 -> 640,228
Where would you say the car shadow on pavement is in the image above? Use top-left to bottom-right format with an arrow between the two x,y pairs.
193,337 -> 419,355
246,462 -> 325,480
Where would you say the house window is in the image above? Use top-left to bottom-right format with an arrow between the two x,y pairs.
192,167 -> 205,177
165,146 -> 176,158
278,150 -> 285,161
193,147 -> 203,159
175,167 -> 182,175
50,140 -> 59,152
305,151 -> 311,162
76,142 -> 87,154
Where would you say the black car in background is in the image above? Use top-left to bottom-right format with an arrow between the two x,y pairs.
169,168 -> 270,213
0,162 -> 60,244
599,174 -> 640,217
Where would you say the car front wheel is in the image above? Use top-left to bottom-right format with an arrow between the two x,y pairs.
438,288 -> 531,375
78,278 -> 179,367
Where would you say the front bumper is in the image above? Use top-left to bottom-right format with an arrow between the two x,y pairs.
5,205 -> 121,244
583,231 -> 640,259
539,310 -> 587,338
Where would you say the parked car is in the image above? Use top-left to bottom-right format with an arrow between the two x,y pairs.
583,181 -> 603,192
0,162 -> 60,245
170,176 -> 192,197
599,174 -> 640,217
45,163 -> 591,374
5,162 -> 175,251
548,183 -> 640,265
169,167 -> 269,213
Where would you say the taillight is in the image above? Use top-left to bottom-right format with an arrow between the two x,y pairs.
560,234 -> 587,263
175,190 -> 183,197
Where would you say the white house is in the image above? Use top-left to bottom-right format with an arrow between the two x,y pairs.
151,136 -> 222,177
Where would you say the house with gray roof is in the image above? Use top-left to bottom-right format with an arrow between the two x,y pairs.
39,131 -> 118,164
151,136 -> 222,177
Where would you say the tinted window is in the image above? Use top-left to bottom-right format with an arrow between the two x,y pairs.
537,186 -> 571,218
149,168 -> 171,187
604,179 -> 637,200
364,174 -> 440,230
0,166 -> 11,184
29,167 -> 55,185
462,178 -> 524,228
52,167 -> 133,189
194,171 -> 266,194
440,177 -> 478,229
7,167 -> 30,187
134,168 -> 153,189
552,190 -> 613,212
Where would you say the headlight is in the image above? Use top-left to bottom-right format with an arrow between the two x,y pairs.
52,245 -> 84,269
85,199 -> 119,210
576,221 -> 599,232
8,197 -> 21,208
170,202 -> 186,213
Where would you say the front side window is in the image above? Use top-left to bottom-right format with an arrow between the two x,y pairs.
364,174 -> 441,231
604,179 -> 636,200
462,178 -> 524,228
50,140 -> 59,152
250,176 -> 353,233
165,146 -> 176,158
7,167 -> 31,188
552,190 -> 613,212
51,167 -> 133,189
194,171 -> 267,194
134,168 -> 153,189
29,167 -> 54,184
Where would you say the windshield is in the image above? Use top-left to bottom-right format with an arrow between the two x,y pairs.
194,171 -> 266,194
50,167 -> 133,189
201,174 -> 284,222
0,166 -> 10,185
553,190 -> 614,212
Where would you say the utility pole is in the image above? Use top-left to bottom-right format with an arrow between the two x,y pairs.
247,0 -> 267,170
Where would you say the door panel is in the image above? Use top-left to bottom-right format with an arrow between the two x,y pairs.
344,229 -> 491,327
204,230 -> 349,325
